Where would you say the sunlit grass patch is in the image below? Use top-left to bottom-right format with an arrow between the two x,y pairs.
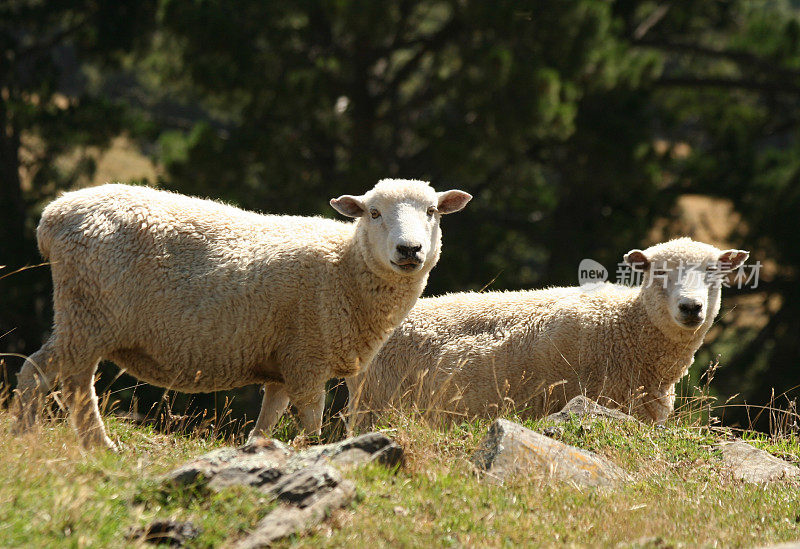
289,412 -> 800,548
1,392 -> 800,547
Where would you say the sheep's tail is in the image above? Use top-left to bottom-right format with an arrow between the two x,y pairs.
35,207 -> 56,260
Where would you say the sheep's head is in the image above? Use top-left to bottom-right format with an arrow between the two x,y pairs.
624,238 -> 749,333
330,179 -> 471,278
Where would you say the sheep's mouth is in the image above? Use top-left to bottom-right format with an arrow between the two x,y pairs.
678,316 -> 704,328
391,259 -> 422,272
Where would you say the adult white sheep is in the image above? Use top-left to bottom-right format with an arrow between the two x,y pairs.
13,180 -> 471,449
347,238 -> 749,426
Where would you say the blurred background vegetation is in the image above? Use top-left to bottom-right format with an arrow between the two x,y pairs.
1,0 -> 798,432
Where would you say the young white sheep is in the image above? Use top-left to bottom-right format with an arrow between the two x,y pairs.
347,238 -> 749,425
13,180 -> 471,449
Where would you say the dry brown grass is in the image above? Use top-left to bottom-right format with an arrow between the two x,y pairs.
1,368 -> 800,547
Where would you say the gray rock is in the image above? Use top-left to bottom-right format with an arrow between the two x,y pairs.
716,440 -> 800,483
235,478 -> 356,548
269,464 -> 342,507
160,433 -> 401,546
473,418 -> 627,487
126,519 -> 201,546
292,431 -> 403,469
164,438 -> 292,490
546,395 -> 638,424
163,432 -> 401,491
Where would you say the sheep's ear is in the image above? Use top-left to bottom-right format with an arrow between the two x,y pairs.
624,249 -> 650,271
437,190 -> 472,214
330,195 -> 366,218
717,249 -> 749,271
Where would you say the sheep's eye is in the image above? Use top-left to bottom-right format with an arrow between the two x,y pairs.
652,269 -> 668,277
427,206 -> 437,217
370,208 -> 381,219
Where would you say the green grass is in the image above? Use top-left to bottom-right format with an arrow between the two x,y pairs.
0,414 -> 272,548
285,413 -> 800,548
1,407 -> 800,548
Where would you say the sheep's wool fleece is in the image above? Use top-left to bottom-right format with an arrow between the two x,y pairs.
351,239 -> 729,423
38,183 -> 428,404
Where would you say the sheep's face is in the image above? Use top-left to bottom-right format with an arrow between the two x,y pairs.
625,238 -> 749,332
330,179 -> 471,277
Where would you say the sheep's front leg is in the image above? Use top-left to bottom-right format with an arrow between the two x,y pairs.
293,390 -> 327,436
637,385 -> 675,424
284,362 -> 327,436
248,383 -> 290,441
650,387 -> 676,425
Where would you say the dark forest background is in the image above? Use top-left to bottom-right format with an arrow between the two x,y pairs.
2,0 -> 799,433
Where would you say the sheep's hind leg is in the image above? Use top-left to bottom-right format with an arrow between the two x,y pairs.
60,355 -> 117,451
248,383 -> 290,441
12,337 -> 58,434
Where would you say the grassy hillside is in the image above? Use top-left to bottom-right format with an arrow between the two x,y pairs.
1,402 -> 799,548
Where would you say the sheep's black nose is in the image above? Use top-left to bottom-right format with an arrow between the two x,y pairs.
396,244 -> 422,258
678,301 -> 702,316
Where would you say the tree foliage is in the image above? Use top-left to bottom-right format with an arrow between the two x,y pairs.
0,0 -> 156,351
2,0 -> 799,428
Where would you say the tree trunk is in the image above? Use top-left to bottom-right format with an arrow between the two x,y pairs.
0,101 -> 30,265
0,98 -> 45,357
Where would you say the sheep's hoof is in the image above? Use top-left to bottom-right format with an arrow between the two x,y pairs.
246,433 -> 270,446
81,434 -> 119,453
102,437 -> 120,453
